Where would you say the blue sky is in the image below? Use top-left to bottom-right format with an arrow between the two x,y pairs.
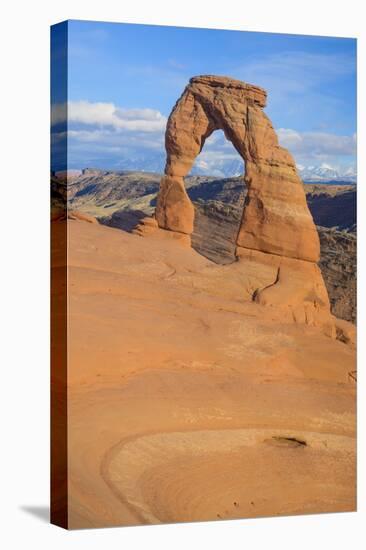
51,20 -> 357,175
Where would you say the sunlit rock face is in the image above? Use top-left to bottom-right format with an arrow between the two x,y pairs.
156,74 -> 319,263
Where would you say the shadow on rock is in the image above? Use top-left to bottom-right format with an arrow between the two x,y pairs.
99,209 -> 147,233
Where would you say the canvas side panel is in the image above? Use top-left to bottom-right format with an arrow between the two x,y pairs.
50,20 -> 68,529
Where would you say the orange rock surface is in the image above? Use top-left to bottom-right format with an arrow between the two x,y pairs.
53,219 -> 355,528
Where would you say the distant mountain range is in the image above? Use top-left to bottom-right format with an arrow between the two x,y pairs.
296,163 -> 357,183
54,161 -> 357,184
53,169 -> 356,234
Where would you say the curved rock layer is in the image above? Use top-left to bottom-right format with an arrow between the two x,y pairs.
155,75 -> 331,327
103,428 -> 355,524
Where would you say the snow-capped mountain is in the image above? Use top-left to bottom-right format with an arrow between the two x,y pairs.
113,154 -> 245,178
190,158 -> 244,178
297,163 -> 357,183
114,153 -> 166,174
66,156 -> 356,183
192,161 -> 357,181
81,155 -> 246,178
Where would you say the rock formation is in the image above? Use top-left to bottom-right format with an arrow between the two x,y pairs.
51,209 -> 98,224
132,216 -> 191,247
155,75 -> 334,329
156,75 -> 319,261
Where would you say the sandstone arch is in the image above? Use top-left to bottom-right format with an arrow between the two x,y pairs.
155,75 -> 320,263
153,75 -> 336,330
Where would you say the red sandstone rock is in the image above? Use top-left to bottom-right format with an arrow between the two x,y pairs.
68,211 -> 98,224
51,209 -> 98,224
133,216 -> 191,247
156,75 -> 319,262
155,176 -> 194,235
235,246 -> 331,329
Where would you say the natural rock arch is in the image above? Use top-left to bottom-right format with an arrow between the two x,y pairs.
155,75 -> 320,263
150,75 -> 338,331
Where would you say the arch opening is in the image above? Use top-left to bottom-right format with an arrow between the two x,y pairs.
190,129 -> 245,179
188,129 -> 247,264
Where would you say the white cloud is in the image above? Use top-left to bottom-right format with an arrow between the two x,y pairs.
67,128 -> 164,152
52,101 -> 167,132
277,128 -> 356,158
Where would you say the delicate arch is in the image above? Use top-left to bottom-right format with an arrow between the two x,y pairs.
155,75 -> 320,263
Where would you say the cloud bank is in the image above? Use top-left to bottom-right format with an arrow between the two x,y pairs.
52,100 -> 167,132
51,100 -> 356,175
277,128 -> 356,165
